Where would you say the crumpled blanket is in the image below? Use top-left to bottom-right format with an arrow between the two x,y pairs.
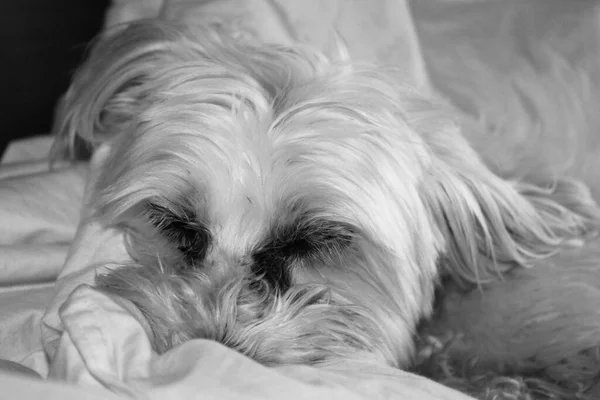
1,0 -> 599,398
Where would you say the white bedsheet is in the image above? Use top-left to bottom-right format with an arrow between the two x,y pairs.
0,136 -> 86,376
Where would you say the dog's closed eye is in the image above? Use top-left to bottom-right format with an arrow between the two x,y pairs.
145,203 -> 211,265
252,220 -> 355,290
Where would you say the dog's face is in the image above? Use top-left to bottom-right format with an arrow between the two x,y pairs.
53,21 -> 600,368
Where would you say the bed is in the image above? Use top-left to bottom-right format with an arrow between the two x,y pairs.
1,0 -> 599,398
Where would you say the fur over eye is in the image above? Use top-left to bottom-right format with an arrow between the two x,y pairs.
145,202 -> 212,265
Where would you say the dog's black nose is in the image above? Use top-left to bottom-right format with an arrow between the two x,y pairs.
251,247 -> 292,291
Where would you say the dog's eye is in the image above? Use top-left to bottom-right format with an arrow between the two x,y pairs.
275,221 -> 354,260
252,220 -> 355,290
145,203 -> 211,264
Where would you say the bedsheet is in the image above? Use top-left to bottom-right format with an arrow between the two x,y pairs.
1,0 -> 599,399
0,136 -> 86,376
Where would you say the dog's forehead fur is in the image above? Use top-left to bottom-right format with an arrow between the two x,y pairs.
95,38 -> 439,267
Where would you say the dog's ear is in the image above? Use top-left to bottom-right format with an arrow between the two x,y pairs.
417,104 -> 600,287
50,21 -> 182,160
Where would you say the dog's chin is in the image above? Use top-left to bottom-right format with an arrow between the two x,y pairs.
95,251 -> 414,368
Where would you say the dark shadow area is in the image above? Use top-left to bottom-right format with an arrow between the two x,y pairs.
0,1 -> 109,157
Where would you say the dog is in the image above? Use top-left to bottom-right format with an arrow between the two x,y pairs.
50,17 -> 600,390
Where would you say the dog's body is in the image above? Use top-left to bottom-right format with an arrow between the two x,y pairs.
52,8 -> 600,399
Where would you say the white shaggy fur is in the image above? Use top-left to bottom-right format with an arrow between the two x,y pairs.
52,19 -> 600,373
409,3 -> 600,392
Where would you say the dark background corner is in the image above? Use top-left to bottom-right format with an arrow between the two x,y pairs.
0,1 -> 110,157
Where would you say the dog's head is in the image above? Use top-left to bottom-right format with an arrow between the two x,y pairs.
52,21 -> 600,368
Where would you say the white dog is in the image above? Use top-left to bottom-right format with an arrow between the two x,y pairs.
51,16 -> 600,394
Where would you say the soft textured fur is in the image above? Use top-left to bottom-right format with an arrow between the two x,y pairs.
408,2 -> 600,398
52,18 -> 600,396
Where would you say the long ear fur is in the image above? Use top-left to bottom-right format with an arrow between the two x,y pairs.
416,103 -> 600,287
49,19 -> 332,160
49,21 -> 181,160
